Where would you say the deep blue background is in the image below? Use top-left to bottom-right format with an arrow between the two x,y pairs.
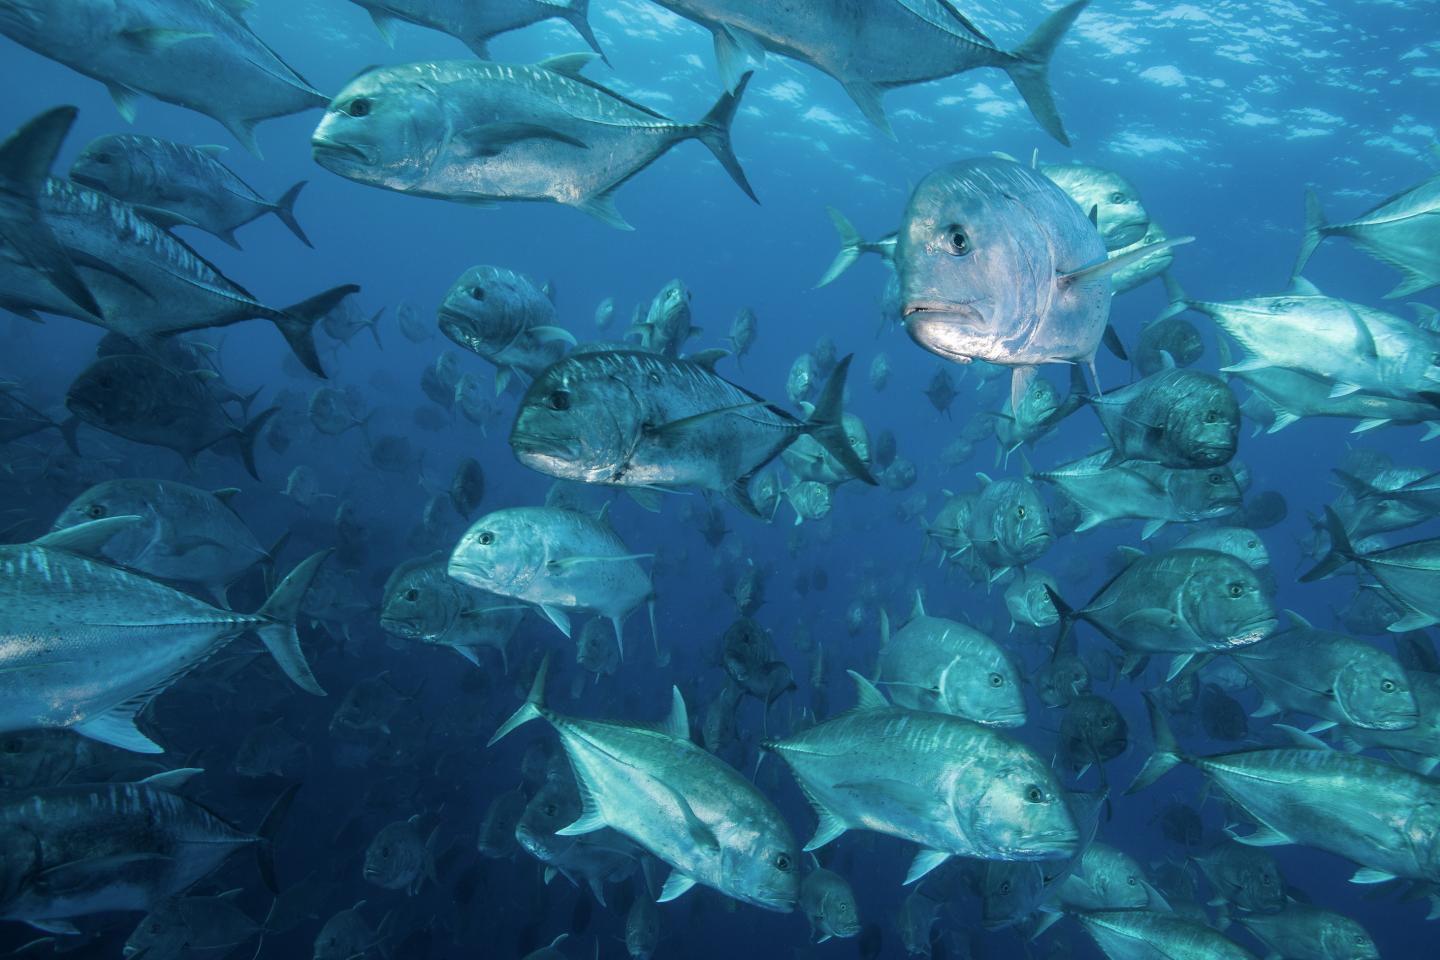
2,0 -> 1438,957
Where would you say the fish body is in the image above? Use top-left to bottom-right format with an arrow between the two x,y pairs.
1075,909 -> 1258,960
1238,902 -> 1379,960
1053,842 -> 1152,911
1303,508 -> 1440,631
348,0 -> 604,59
799,866 -> 860,942
1297,179 -> 1440,298
1035,451 -> 1242,538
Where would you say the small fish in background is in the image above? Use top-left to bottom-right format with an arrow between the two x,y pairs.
362,815 -> 439,894
726,305 -> 758,366
347,0 -> 606,60
799,863 -> 861,943
438,265 -> 574,394
594,296 -> 615,331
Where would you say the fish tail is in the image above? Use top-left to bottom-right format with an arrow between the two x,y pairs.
1299,506 -> 1356,583
255,550 -> 331,696
365,307 -> 384,349
271,284 -> 359,378
236,406 -> 278,481
1293,188 -> 1328,276
489,654 -> 551,746
1127,693 -> 1187,793
271,180 -> 313,248
815,207 -> 862,288
1004,0 -> 1090,146
254,781 -> 301,895
692,71 -> 758,204
804,354 -> 877,485
0,106 -> 105,319
1042,584 -> 1077,661
562,0 -> 607,63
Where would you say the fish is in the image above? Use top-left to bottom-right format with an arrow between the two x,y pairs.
234,718 -> 307,778
799,864 -> 860,943
869,353 -> 890,391
897,157 -> 1192,413
380,553 -> 524,669
1034,452 -> 1243,539
0,520 -> 328,753
509,350 -> 875,517
478,787 -> 528,859
781,411 -> 872,486
396,300 -> 430,342
1040,162 -> 1152,250
625,894 -> 660,959
788,352 -> 819,405
448,505 -> 655,656
69,134 -> 310,248
0,0 -> 328,155
816,206 -> 896,288
1174,527 -> 1270,571
1074,909 -> 1258,960
1130,694 -> 1440,886
124,888 -> 267,960
1135,288 -> 1205,375
630,279 -> 697,359
1084,364 -> 1240,468
1302,506 -> 1440,632
491,658 -> 800,911
308,385 -> 369,436
764,672 -> 1076,885
993,365 -> 1087,466
0,770 -> 296,932
0,176 -> 353,377
1296,174 -> 1440,298
726,306 -> 758,364
1048,546 -> 1276,679
1057,694 -> 1128,785
963,474 -> 1053,577
1051,842 -> 1155,912
312,55 -> 756,229
363,816 -> 438,894
51,478 -> 280,607
877,592 -> 1025,726
0,106 -> 103,321
649,0 -> 1091,142
1004,567 -> 1060,630
320,297 -> 383,348
514,767 -> 647,904
1192,840 -> 1286,914
450,457 -> 486,518
438,265 -> 575,393
1109,220 -> 1178,295
348,0 -> 604,59
1236,903 -> 1380,960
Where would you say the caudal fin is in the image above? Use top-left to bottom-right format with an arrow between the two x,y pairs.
805,354 -> 877,485
563,0 -> 608,64
816,207 -> 863,288
272,284 -> 360,378
1126,694 -> 1186,793
1004,0 -> 1090,146
1298,506 -> 1357,583
0,106 -> 105,319
254,781 -> 300,895
489,655 -> 550,746
271,181 -> 312,248
255,550 -> 331,696
693,72 -> 758,204
1293,189 -> 1328,277
235,406 -> 277,481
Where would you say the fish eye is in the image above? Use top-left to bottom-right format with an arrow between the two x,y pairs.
470,286 -> 485,301
774,853 -> 792,871
1246,540 -> 1257,548
403,588 -> 419,602
1100,716 -> 1112,727
346,97 -> 373,118
1381,679 -> 1397,693
1204,410 -> 1219,422
1110,192 -> 1126,204
1228,582 -> 1244,598
999,880 -> 1011,895
944,224 -> 970,256
1127,875 -> 1137,885
1024,784 -> 1043,803
543,802 -> 557,817
477,531 -> 494,546
94,153 -> 113,165
1261,873 -> 1273,885
86,503 -> 107,519
1015,505 -> 1026,518
547,390 -> 571,412
1208,473 -> 1223,484
988,672 -> 1003,687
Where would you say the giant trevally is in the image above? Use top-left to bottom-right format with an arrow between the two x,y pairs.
1075,909 -> 1259,960
992,365 -> 1087,467
1039,162 -> 1152,250
0,177 -> 354,377
897,157 -> 1191,413
1034,452 -> 1242,539
1237,903 -> 1379,960
438,265 -> 575,394
509,351 -> 876,516
514,765 -> 647,904
629,279 -> 697,359
64,354 -> 276,480
1085,363 -> 1240,468
1048,547 -> 1276,679
650,0 -> 1090,142
0,518 -> 328,753
963,474 -> 1053,578
379,553 -> 524,669
1109,220 -> 1177,295
1296,170 -> 1440,298
1229,363 -> 1440,439
69,134 -> 311,248
1130,695 -> 1440,887
0,770 -> 296,932
1303,507 -> 1440,632
348,0 -> 605,59
51,478 -> 280,607
311,55 -> 756,230
448,505 -> 654,656
0,0 -> 328,155
0,107 -> 103,321
489,658 -> 800,912
877,593 -> 1025,727
764,672 -> 1077,885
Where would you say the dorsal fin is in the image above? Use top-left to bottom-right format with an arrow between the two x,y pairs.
664,687 -> 690,740
847,670 -> 888,710
911,590 -> 926,620
1286,276 -> 1321,296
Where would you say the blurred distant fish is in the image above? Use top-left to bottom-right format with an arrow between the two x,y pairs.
380,553 -> 522,669
69,134 -> 311,248
312,56 -> 756,230
816,206 -> 895,288
348,0 -> 605,60
0,0 -> 328,154
726,306 -> 758,365
309,385 -> 370,436
594,296 -> 615,330
320,297 -> 383,348
396,300 -> 430,342
438,265 -> 574,393
630,279 -> 697,359
450,457 -> 485,518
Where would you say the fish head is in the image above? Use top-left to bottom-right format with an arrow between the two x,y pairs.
940,649 -> 1026,727
362,830 -> 409,889
1062,695 -> 1128,763
312,67 -> 445,187
966,761 -> 1078,860
1320,919 -> 1382,960
981,862 -> 1043,929
515,780 -> 579,861
510,356 -> 639,482
1015,375 -> 1061,425
1173,466 -> 1244,520
900,159 -> 1082,368
723,832 -> 800,913
1333,657 -> 1419,731
812,877 -> 861,939
68,134 -> 146,197
380,562 -> 456,641
1182,552 -> 1276,649
64,355 -> 158,428
1035,655 -> 1090,708
787,353 -> 817,400
1042,163 -> 1151,250
1163,373 -> 1240,467
438,266 -> 539,357
448,509 -> 545,596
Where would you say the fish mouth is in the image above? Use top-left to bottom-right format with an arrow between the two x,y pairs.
69,171 -> 106,191
902,299 -> 986,324
747,891 -> 797,913
311,136 -> 371,165
1021,830 -> 1079,857
1228,616 -> 1279,646
379,616 -> 419,637
446,556 -> 491,588
1108,221 -> 1150,249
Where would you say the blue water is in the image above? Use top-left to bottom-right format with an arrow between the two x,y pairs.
2,0 -> 1438,957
